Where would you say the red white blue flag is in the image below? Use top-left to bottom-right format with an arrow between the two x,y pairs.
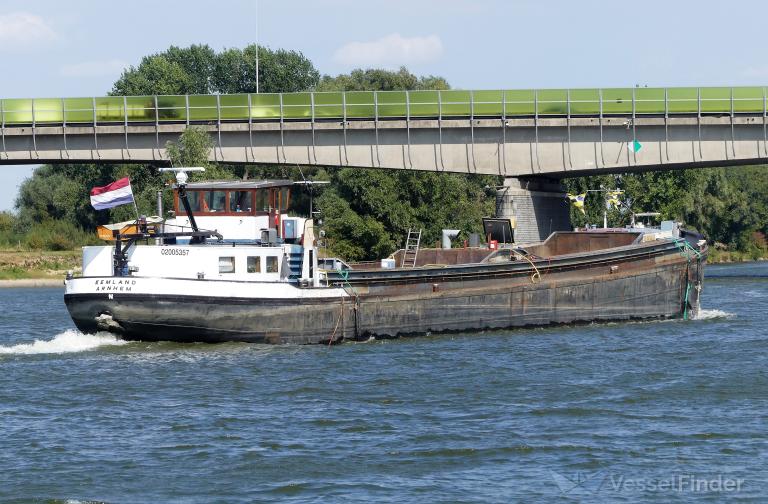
90,177 -> 135,210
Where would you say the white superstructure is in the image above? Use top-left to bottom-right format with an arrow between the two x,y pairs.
163,179 -> 307,242
78,178 -> 326,287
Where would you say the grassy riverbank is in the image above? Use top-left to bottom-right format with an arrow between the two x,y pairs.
0,249 -> 80,280
707,248 -> 768,263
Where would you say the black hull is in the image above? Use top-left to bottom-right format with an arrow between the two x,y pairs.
65,247 -> 705,344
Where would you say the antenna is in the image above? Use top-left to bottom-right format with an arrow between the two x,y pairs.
158,166 -> 205,186
255,0 -> 259,93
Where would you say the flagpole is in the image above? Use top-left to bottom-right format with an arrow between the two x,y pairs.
127,178 -> 140,223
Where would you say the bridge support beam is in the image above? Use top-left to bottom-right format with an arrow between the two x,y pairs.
496,177 -> 571,244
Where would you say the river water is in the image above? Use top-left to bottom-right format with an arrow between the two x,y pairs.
0,262 -> 766,503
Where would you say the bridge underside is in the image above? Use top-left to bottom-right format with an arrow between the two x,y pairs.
1,116 -> 767,178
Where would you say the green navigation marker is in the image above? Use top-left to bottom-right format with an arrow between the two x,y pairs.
629,139 -> 642,153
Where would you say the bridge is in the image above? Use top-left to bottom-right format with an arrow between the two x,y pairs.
2,87 -> 767,241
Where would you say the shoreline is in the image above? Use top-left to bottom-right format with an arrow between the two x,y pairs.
707,257 -> 768,264
0,278 -> 64,288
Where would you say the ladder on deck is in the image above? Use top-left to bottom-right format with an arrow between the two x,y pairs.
401,228 -> 422,268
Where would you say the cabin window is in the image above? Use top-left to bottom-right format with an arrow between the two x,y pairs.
186,191 -> 202,212
266,256 -> 278,273
280,187 -> 291,210
180,187 -> 286,215
186,191 -> 226,213
229,191 -> 253,213
247,256 -> 261,273
254,189 -> 269,212
207,191 -> 227,212
218,256 -> 235,274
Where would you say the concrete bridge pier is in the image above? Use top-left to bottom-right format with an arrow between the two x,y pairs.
496,177 -> 572,244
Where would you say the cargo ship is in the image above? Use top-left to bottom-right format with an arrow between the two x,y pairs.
64,172 -> 707,344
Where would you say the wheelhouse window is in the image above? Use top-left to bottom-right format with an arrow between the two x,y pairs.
247,256 -> 261,273
266,256 -> 278,273
280,187 -> 291,211
180,190 -> 229,214
218,256 -> 235,274
230,191 -> 253,213
254,189 -> 269,212
174,186 -> 291,216
186,191 -> 202,212
207,191 -> 227,212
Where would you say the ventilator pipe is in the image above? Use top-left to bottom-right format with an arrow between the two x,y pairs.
442,229 -> 460,249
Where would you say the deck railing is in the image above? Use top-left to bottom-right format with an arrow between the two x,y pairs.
1,87 -> 767,126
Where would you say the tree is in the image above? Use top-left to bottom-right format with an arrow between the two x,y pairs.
214,45 -> 320,94
317,67 -> 449,91
162,44 -> 217,94
112,44 -> 319,96
165,126 -> 214,171
111,55 -> 196,96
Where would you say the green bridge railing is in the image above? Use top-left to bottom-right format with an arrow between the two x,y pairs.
2,87 -> 767,126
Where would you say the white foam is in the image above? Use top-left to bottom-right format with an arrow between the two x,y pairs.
694,309 -> 735,320
0,330 -> 128,355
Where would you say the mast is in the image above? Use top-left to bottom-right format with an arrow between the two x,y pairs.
159,167 -> 206,243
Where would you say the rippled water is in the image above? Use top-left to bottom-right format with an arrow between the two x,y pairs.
1,263 -> 767,503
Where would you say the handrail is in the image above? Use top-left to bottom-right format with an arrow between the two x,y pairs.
1,87 -> 766,126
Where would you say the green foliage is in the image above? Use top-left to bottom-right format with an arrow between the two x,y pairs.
111,55 -> 196,95
166,126 -> 214,169
214,45 -> 320,94
24,220 -> 98,251
16,165 -> 108,230
317,190 -> 394,260
165,126 -> 235,185
0,211 -> 22,247
112,44 -> 319,96
317,67 -> 449,91
318,169 -> 497,261
0,266 -> 28,280
162,44 -> 217,94
0,211 -> 16,233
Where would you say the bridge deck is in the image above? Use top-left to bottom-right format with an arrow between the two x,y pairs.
2,87 -> 767,126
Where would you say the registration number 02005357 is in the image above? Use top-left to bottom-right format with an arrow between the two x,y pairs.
160,248 -> 190,256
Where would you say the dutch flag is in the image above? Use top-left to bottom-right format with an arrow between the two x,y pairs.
90,177 -> 135,210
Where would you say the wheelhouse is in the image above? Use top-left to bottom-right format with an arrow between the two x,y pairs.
172,179 -> 292,217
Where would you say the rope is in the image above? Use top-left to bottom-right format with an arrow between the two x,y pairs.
673,238 -> 702,320
513,251 -> 541,283
673,238 -> 703,260
327,268 -> 357,345
328,295 -> 343,346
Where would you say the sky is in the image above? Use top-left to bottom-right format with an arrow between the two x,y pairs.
2,0 -> 768,210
